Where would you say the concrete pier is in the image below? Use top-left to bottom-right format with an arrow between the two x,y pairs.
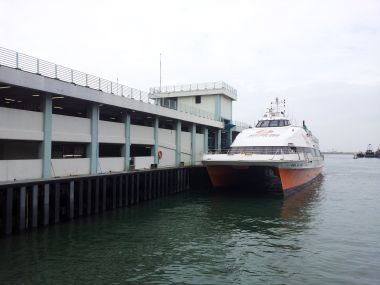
0,166 -> 202,236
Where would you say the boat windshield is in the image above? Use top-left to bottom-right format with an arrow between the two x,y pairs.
256,120 -> 290,128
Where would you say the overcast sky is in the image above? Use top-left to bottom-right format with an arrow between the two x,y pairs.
1,0 -> 379,151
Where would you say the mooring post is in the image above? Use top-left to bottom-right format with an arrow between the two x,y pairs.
102,177 -> 107,212
54,183 -> 60,223
136,174 -> 140,203
87,179 -> 92,215
179,169 -> 182,191
32,185 -> 38,228
69,181 -> 74,219
143,173 -> 147,201
112,176 -> 117,209
130,174 -> 135,205
158,171 -> 161,197
19,186 -> 26,231
5,187 -> 13,235
95,178 -> 99,213
43,184 -> 50,226
165,170 -> 169,195
118,176 -> 123,208
148,172 -> 152,200
79,180 -> 84,217
187,168 -> 190,189
125,175 -> 129,206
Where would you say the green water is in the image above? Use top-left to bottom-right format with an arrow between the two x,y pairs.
1,155 -> 380,284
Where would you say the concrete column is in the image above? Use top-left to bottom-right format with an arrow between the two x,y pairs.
153,117 -> 159,165
176,120 -> 182,166
203,127 -> 208,154
42,94 -> 52,178
89,103 -> 99,174
217,129 -> 222,151
191,123 -> 196,165
123,113 -> 131,170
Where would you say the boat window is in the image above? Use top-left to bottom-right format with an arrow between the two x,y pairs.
256,120 -> 291,128
269,120 -> 279,127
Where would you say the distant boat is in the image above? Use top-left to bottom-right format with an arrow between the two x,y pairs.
375,146 -> 380,158
364,144 -> 375,158
356,152 -> 364,158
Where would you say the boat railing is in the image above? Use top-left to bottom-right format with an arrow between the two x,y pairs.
207,149 -> 230,154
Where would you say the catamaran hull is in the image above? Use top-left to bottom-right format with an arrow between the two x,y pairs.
205,164 -> 323,196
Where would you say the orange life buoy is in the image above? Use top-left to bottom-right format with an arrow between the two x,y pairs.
158,150 -> 163,160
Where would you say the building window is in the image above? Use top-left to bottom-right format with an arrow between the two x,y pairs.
195,96 -> 201,104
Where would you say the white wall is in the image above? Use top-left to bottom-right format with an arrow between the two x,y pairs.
158,147 -> 176,167
221,95 -> 232,120
181,131 -> 191,155
51,158 -> 90,177
0,107 -> 43,141
98,120 -> 125,143
52,114 -> 91,142
195,133 -> 204,165
181,131 -> 191,166
181,154 -> 191,166
158,128 -> 176,167
178,95 -> 216,116
0,159 -> 42,181
98,157 -> 124,173
134,156 -> 154,170
130,125 -> 154,145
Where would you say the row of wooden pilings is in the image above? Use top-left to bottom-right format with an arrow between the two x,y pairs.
0,167 -> 191,236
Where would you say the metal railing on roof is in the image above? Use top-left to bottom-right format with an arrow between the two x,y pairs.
149,81 -> 237,98
0,47 -> 151,102
0,46 -> 250,127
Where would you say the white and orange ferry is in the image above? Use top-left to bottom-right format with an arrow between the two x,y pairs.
202,98 -> 324,196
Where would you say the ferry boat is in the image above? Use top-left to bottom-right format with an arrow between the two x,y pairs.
202,98 -> 324,196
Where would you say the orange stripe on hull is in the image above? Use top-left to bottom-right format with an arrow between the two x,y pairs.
278,167 -> 322,192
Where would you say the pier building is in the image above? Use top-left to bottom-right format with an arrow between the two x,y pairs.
0,46 -> 250,235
